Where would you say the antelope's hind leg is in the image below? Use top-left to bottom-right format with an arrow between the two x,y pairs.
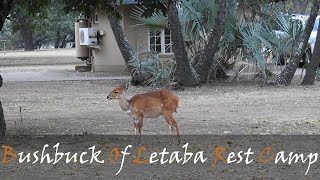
163,112 -> 180,145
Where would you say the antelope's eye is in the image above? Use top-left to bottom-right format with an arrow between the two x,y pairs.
114,91 -> 119,94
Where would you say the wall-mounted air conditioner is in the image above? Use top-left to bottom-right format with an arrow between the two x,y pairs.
79,28 -> 98,46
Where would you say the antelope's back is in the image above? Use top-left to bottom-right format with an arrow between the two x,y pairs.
130,90 -> 179,112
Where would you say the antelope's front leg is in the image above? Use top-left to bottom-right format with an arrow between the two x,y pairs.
132,118 -> 141,146
133,119 -> 139,135
127,112 -> 138,135
133,118 -> 139,135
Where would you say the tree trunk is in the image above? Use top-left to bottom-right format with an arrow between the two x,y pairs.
55,31 -> 61,48
59,34 -> 67,48
0,101 -> 6,137
21,25 -> 34,51
167,0 -> 199,86
0,75 -> 5,136
71,34 -> 75,48
0,75 -> 2,87
275,0 -> 320,85
301,18 -> 320,85
107,14 -> 144,85
195,0 -> 229,83
0,0 -> 14,31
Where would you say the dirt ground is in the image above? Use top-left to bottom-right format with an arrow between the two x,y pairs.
0,49 -> 320,179
0,49 -> 319,136
1,78 -> 320,136
0,49 -> 82,66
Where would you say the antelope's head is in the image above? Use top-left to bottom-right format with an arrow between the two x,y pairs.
107,84 -> 129,100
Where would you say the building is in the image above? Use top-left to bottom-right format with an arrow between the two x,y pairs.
75,0 -> 173,72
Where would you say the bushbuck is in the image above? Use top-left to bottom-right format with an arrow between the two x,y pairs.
107,84 -> 180,144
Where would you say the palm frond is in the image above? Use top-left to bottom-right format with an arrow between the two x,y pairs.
127,52 -> 176,86
130,6 -> 168,30
239,22 -> 268,78
316,68 -> 320,81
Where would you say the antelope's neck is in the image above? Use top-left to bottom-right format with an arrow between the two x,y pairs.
118,94 -> 130,112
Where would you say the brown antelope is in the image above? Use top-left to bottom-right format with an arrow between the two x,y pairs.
107,84 -> 180,144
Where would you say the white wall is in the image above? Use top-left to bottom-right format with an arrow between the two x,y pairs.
90,6 -> 149,72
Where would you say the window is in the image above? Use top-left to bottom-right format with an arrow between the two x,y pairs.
149,28 -> 172,54
93,13 -> 99,24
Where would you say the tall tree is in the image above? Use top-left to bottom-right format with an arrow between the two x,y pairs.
301,18 -> 320,85
20,19 -> 34,51
10,3 -> 39,51
0,0 -> 14,31
0,0 -> 13,136
195,0 -> 230,83
0,101 -> 5,137
275,0 -> 320,85
47,1 -> 77,49
0,75 -> 5,136
167,0 -> 199,86
139,0 -> 230,86
9,2 -> 50,51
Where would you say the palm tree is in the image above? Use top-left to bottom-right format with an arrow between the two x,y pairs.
134,0 -> 232,85
194,0 -> 230,83
275,0 -> 320,85
107,14 -> 143,85
302,15 -> 320,85
167,0 -> 200,86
